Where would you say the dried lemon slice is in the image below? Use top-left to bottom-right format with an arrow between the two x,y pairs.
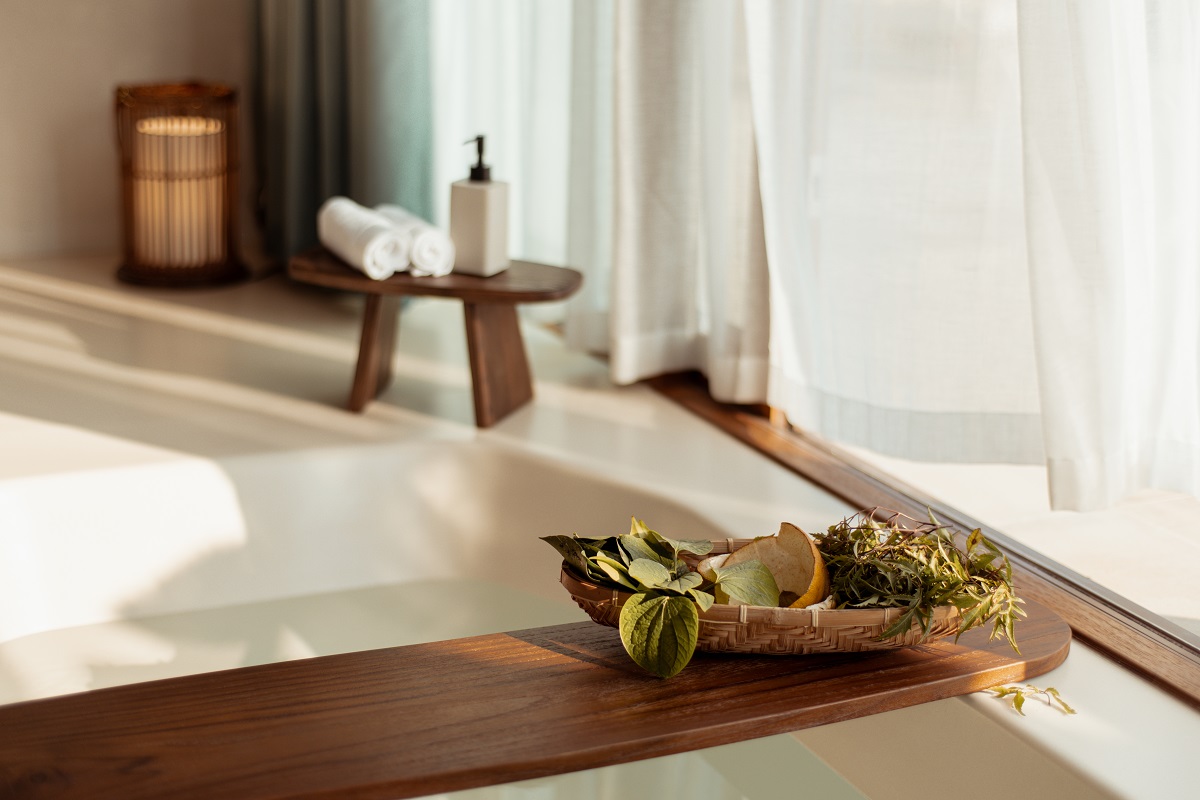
720,522 -> 830,609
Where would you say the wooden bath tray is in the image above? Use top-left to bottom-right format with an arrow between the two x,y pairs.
0,601 -> 1070,800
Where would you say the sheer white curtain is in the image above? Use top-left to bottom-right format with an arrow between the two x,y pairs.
425,0 -> 573,265
604,1 -> 769,399
1018,0 -> 1200,509
744,0 -> 1044,464
424,0 -> 1200,511
424,0 -> 610,329
425,1 -> 768,403
563,0 -> 615,353
746,0 -> 1200,509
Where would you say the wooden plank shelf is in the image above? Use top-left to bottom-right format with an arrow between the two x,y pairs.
0,602 -> 1070,800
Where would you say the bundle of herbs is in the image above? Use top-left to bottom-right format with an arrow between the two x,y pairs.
818,509 -> 1024,653
545,510 -> 1024,678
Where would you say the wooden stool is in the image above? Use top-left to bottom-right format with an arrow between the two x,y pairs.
288,247 -> 582,427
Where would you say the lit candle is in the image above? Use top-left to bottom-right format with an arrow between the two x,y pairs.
131,116 -> 226,268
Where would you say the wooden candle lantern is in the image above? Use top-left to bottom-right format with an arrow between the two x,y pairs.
115,82 -> 246,286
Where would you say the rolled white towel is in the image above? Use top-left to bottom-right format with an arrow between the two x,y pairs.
317,197 -> 411,280
374,205 -> 456,278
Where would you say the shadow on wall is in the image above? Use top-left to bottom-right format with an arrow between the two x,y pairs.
0,291 -> 364,436
0,292 -> 477,459
0,277 -> 498,441
114,439 -> 742,622
0,0 -> 256,260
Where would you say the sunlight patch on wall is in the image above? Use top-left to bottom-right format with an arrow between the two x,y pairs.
0,455 -> 248,642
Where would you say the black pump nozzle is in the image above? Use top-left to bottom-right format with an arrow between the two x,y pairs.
465,135 -> 491,181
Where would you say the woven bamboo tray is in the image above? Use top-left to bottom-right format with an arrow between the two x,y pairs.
559,537 -> 963,655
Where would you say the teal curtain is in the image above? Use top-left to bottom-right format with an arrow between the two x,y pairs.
255,0 -> 434,263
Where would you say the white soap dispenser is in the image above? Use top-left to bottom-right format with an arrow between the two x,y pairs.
450,135 -> 509,277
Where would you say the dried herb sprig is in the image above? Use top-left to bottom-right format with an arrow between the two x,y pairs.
986,684 -> 1076,716
817,509 -> 1025,652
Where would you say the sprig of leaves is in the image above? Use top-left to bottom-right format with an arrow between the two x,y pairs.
817,509 -> 1025,652
986,684 -> 1076,716
544,518 -> 777,678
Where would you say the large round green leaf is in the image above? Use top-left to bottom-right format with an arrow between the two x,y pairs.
618,593 -> 700,678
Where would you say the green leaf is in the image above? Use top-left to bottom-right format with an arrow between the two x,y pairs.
1045,687 -> 1077,715
574,533 -> 616,543
639,531 -> 684,561
540,535 -> 595,579
618,593 -> 700,678
629,517 -> 652,537
955,600 -> 989,639
577,536 -> 621,556
880,605 -> 920,640
662,571 -> 703,594
633,527 -> 715,558
591,555 -> 637,589
985,684 -> 1075,717
620,535 -> 672,567
628,558 -> 672,589
650,532 -> 714,557
687,588 -> 715,611
712,560 -> 780,607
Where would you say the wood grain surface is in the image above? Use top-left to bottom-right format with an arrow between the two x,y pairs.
0,603 -> 1069,800
463,302 -> 534,427
288,248 -> 582,304
348,294 -> 401,411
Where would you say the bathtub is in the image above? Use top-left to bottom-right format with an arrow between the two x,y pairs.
0,432 -> 848,686
0,422 -> 870,798
1,257 -> 1197,799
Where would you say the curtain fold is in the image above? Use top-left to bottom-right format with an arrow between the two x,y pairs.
1017,0 -> 1200,509
256,0 -> 433,263
426,0 -> 573,259
346,0 -> 435,220
563,0 -> 615,355
256,0 -> 346,261
423,0 -> 581,328
745,0 -> 1044,463
608,0 -> 769,402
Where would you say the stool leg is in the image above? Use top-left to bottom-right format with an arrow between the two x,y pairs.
348,294 -> 401,412
463,302 -> 533,427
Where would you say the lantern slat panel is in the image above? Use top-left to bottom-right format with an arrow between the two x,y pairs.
115,82 -> 245,286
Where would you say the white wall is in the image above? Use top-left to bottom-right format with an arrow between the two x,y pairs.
0,0 -> 256,261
